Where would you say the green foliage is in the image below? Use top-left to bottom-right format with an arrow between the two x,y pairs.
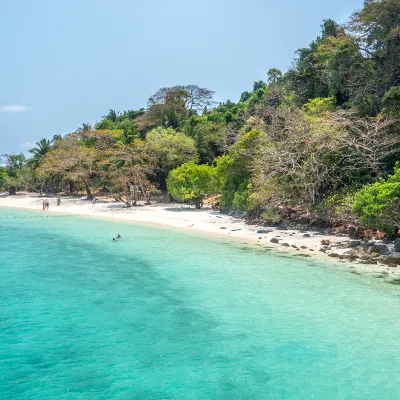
214,129 -> 261,210
0,166 -> 8,189
267,68 -> 283,84
95,119 -> 117,130
302,97 -> 337,116
146,127 -> 198,173
353,164 -> 400,232
316,185 -> 359,222
28,138 -> 52,168
382,87 -> 400,118
184,116 -> 227,164
167,162 -> 215,208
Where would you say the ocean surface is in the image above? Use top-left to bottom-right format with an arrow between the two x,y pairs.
1,208 -> 400,399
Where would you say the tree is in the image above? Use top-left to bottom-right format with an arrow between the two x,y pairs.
142,85 -> 214,130
353,163 -> 400,234
331,110 -> 400,178
347,0 -> 400,114
382,86 -> 400,117
0,166 -> 7,189
102,109 -> 118,122
214,129 -> 261,210
146,127 -> 198,188
321,19 -> 339,38
1,153 -> 27,194
38,139 -> 100,199
104,140 -> 156,206
184,85 -> 215,112
28,138 -> 52,168
77,123 -> 93,133
167,162 -> 215,209
267,68 -> 282,84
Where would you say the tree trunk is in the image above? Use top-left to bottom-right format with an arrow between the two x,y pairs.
85,183 -> 92,200
113,194 -> 131,207
194,198 -> 202,209
8,185 -> 16,195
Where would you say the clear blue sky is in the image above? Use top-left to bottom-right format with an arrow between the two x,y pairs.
1,0 -> 363,154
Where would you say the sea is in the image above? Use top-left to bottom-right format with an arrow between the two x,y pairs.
1,208 -> 400,399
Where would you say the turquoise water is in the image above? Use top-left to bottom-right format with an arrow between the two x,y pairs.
1,209 -> 400,399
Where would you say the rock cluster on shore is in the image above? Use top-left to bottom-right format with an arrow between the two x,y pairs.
325,240 -> 400,267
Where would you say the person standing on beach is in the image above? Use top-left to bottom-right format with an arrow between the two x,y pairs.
46,200 -> 49,210
42,199 -> 45,211
92,196 -> 96,206
57,196 -> 61,206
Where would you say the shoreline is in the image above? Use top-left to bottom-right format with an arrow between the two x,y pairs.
1,193 -> 400,283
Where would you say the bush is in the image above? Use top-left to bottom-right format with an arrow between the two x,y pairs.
353,164 -> 400,234
316,186 -> 359,223
167,162 -> 215,209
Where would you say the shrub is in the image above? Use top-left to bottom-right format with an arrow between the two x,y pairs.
167,162 -> 215,209
353,164 -> 400,234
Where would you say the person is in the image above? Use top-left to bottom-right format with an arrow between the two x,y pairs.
92,196 -> 96,206
57,196 -> 61,206
42,199 -> 45,211
46,200 -> 49,210
117,234 -> 121,239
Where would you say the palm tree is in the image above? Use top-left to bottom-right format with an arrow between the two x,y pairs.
28,138 -> 52,168
102,109 -> 118,123
76,123 -> 92,133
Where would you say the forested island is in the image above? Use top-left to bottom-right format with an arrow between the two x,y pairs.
1,0 -> 399,237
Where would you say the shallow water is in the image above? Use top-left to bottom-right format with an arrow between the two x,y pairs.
1,208 -> 400,399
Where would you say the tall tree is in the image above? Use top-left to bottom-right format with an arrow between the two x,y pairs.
28,138 -> 52,168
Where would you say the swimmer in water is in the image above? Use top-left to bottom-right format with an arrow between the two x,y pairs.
117,234 -> 121,239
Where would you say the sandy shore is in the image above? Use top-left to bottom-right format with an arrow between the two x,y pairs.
1,193 -> 400,282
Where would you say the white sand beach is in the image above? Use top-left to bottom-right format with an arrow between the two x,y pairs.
1,193 -> 399,282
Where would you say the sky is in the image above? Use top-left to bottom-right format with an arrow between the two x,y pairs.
1,0 -> 363,154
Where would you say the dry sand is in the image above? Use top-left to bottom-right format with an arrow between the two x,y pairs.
1,193 -> 399,283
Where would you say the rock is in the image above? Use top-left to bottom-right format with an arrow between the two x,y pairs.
220,227 -> 227,229
291,245 -> 297,248
321,239 -> 331,246
281,243 -> 290,247
361,240 -> 374,247
328,253 -> 340,258
319,248 -> 327,253
358,255 -> 371,261
358,260 -> 378,265
270,238 -> 279,244
258,237 -> 262,240
300,246 -> 308,249
365,244 -> 389,255
344,249 -> 360,256
303,233 -> 311,237
378,255 -> 400,266
347,240 -> 361,248
277,224 -> 290,231
309,249 -> 314,251
394,238 -> 400,252
349,226 -> 362,239
342,254 -> 359,261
